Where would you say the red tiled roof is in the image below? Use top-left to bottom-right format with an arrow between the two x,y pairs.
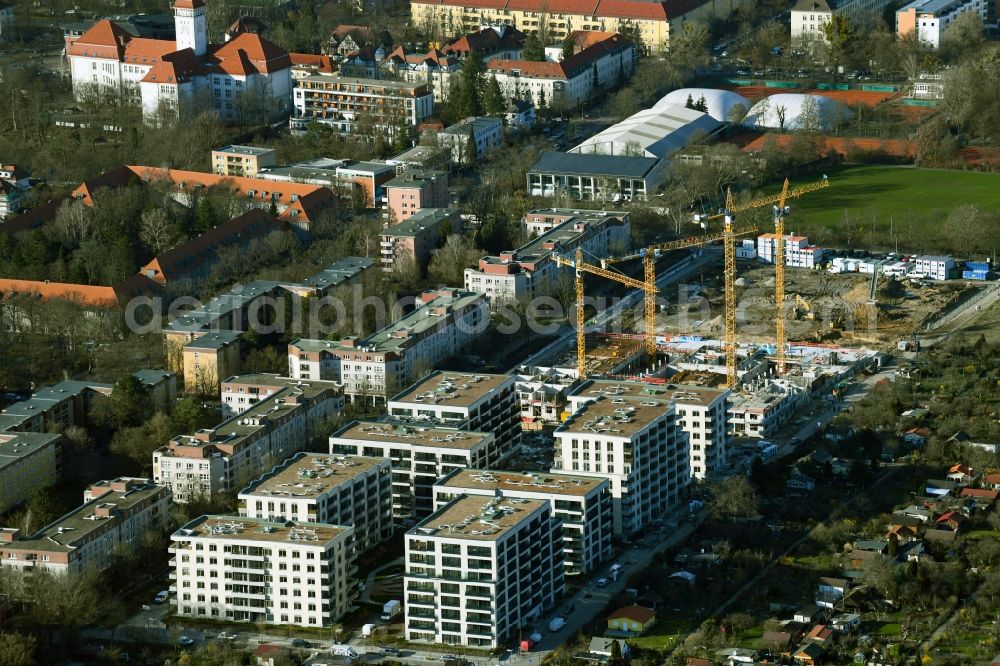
936,511 -> 966,524
960,487 -> 998,500
608,604 -> 656,624
139,209 -> 283,285
290,53 -> 336,73
487,32 -> 632,80
332,24 -> 375,41
122,37 -> 178,63
66,20 -> 131,60
948,463 -> 973,476
208,32 -> 291,76
443,26 -> 525,56
125,166 -> 336,224
0,274 -> 161,309
141,48 -> 203,84
985,473 -> 1000,485
71,166 -> 139,206
174,0 -> 206,8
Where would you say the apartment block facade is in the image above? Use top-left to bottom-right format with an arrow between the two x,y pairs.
211,145 -> 278,177
380,208 -> 462,275
153,380 -> 344,501
288,289 -> 489,401
385,169 -> 449,222
404,495 -> 564,647
170,515 -> 356,627
0,432 -> 61,514
239,452 -> 393,553
0,478 -> 171,574
433,469 -> 612,576
553,396 -> 689,535
464,209 -> 629,305
409,0 -> 747,53
897,0 -> 988,48
329,421 -> 499,522
291,74 -> 434,134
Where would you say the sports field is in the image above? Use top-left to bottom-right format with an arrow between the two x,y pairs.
773,165 -> 1000,249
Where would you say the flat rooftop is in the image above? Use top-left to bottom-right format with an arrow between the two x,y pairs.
479,214 -> 623,266
356,290 -> 484,355
441,117 -> 500,134
183,330 -> 241,350
575,379 -> 728,407
221,374 -> 342,399
331,421 -> 492,450
387,145 -> 449,163
412,495 -> 546,541
299,73 -> 428,92
529,151 -> 662,179
175,515 -> 347,545
0,431 -> 60,470
214,145 -> 275,156
382,208 -> 457,237
241,453 -> 386,499
390,371 -> 511,409
301,256 -> 374,290
2,479 -> 164,553
384,170 -> 448,188
438,469 -> 606,497
167,391 -> 304,453
558,395 -> 668,438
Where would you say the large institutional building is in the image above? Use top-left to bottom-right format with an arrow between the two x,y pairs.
66,0 -> 293,122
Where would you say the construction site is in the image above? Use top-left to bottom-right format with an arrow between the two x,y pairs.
528,175 -> 994,443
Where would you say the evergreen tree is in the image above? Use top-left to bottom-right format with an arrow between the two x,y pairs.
452,50 -> 487,118
561,36 -> 575,60
482,75 -> 506,117
538,87 -> 547,109
194,197 -> 217,233
695,95 -> 709,113
685,94 -> 695,110
523,34 -> 545,61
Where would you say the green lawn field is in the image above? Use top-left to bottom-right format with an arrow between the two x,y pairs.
746,166 -> 1000,253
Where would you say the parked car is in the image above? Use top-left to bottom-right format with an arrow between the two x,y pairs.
595,577 -> 609,587
153,590 -> 169,604
381,646 -> 401,656
291,639 -> 312,648
177,636 -> 195,647
217,632 -> 237,641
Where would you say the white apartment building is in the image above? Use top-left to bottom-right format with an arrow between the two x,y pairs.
568,380 -> 730,480
0,478 -> 171,574
436,117 -> 503,164
170,515 -> 355,627
239,453 -> 393,553
791,0 -> 896,43
487,33 -> 637,111
0,431 -> 61,514
433,469 -> 612,576
553,396 -> 689,536
757,233 -> 825,269
67,0 -> 293,122
897,0 -> 988,48
404,495 -> 564,648
464,210 -> 630,305
288,289 -> 489,402
153,380 -> 344,501
329,421 -> 500,522
387,371 -> 522,457
729,380 -> 807,438
915,255 -> 956,280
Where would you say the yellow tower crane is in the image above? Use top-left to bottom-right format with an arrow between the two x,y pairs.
694,175 -> 830,385
553,226 -> 757,379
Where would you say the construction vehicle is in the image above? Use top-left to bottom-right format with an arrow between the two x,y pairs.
793,294 -> 814,320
